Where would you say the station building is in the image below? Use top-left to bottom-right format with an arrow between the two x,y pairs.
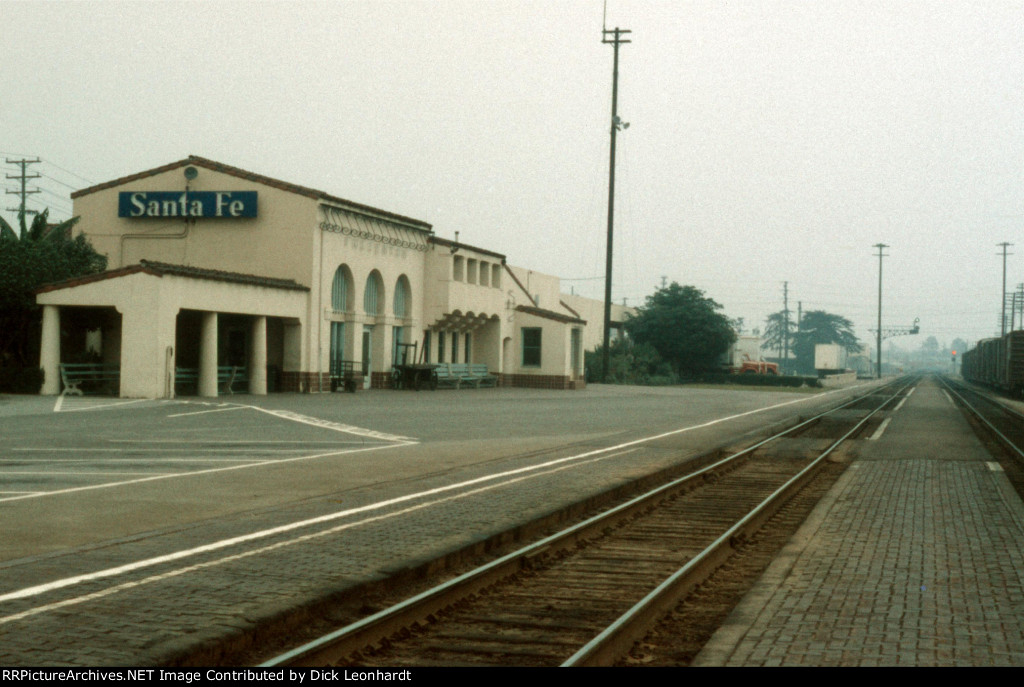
36,156 -> 631,398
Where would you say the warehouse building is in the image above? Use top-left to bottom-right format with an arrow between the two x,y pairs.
36,156 -> 631,397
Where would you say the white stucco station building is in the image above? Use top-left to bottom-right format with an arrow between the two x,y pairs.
37,156 -> 631,398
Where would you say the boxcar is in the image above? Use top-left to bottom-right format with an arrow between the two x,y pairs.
962,331 -> 1024,397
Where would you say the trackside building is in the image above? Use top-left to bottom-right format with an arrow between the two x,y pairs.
36,156 -> 632,398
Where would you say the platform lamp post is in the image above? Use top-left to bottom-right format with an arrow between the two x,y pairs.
874,243 -> 888,379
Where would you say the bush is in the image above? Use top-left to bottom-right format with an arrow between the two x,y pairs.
0,366 -> 44,393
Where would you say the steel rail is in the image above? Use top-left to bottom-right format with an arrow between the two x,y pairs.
561,376 -> 916,666
938,376 -> 1024,461
262,377 -> 912,668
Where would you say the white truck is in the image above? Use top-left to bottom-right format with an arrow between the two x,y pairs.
814,343 -> 849,374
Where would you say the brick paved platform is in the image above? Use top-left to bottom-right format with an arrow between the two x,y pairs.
695,377 -> 1024,666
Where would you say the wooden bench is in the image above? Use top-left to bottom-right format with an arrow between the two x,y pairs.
468,363 -> 497,387
59,363 -> 120,396
175,366 -> 248,395
434,363 -> 497,389
434,363 -> 463,389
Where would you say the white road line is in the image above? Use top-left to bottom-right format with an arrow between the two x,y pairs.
12,447 -> 364,453
106,439 -> 354,445
248,406 -> 417,443
868,417 -> 891,441
2,458 -> 267,464
59,399 -> 154,413
0,448 -> 636,618
942,390 -> 955,406
0,442 -> 411,503
906,386 -> 916,397
0,471 -> 173,477
53,395 -> 64,413
167,406 -> 248,418
893,397 -> 907,412
987,462 -> 1005,472
0,390 -> 853,609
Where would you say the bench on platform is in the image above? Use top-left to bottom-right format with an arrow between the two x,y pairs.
175,366 -> 248,395
434,363 -> 497,389
59,363 -> 120,396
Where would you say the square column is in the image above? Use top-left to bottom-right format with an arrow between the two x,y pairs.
40,305 -> 61,395
249,316 -> 267,395
199,311 -> 219,397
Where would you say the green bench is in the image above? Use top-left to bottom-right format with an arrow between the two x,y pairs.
59,363 -> 120,396
434,363 -> 497,389
175,366 -> 248,395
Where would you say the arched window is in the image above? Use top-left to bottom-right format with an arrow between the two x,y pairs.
331,265 -> 352,312
393,275 -> 411,318
364,270 -> 384,315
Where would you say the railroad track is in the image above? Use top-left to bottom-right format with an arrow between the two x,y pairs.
938,376 -> 1024,498
260,378 -> 912,667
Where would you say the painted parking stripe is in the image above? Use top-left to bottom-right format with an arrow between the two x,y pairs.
167,406 -> 248,418
0,448 -> 638,624
0,443 -> 409,503
0,387 -> 859,607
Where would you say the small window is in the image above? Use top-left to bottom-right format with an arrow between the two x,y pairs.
522,328 -> 542,367
464,332 -> 471,363
467,259 -> 478,284
438,331 -> 446,363
451,331 -> 458,362
491,264 -> 502,288
453,256 -> 465,282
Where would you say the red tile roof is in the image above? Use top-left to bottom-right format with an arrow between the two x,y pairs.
35,260 -> 309,294
71,155 -> 433,232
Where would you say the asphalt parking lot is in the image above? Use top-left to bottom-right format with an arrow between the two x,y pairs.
0,383 -> 869,562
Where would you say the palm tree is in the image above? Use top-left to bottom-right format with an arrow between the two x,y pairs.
0,208 -> 79,242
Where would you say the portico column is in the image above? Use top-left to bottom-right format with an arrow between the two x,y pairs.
199,311 -> 219,397
40,305 -> 61,395
249,316 -> 267,395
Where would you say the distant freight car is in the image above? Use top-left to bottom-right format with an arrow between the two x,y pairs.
961,331 -> 1024,397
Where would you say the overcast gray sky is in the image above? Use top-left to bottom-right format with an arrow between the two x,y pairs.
4,0 -> 1023,352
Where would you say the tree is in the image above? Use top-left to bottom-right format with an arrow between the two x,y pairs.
761,310 -> 795,360
585,337 -> 677,385
0,210 -> 106,382
623,283 -> 736,378
790,310 -> 860,374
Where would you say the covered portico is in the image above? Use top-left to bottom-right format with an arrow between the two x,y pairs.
36,261 -> 309,398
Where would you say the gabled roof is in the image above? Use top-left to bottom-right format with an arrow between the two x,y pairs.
35,260 -> 309,295
71,155 -> 433,233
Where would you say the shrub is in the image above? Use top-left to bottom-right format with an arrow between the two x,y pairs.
0,366 -> 44,393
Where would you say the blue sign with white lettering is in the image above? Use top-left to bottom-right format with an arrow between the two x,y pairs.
118,191 -> 258,218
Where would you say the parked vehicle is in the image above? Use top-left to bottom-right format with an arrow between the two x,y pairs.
814,343 -> 849,376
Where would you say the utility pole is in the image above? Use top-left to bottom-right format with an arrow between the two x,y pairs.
5,157 -> 41,239
874,243 -> 888,379
998,242 -> 1013,337
782,282 -> 790,375
601,25 -> 630,382
1017,283 -> 1024,332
